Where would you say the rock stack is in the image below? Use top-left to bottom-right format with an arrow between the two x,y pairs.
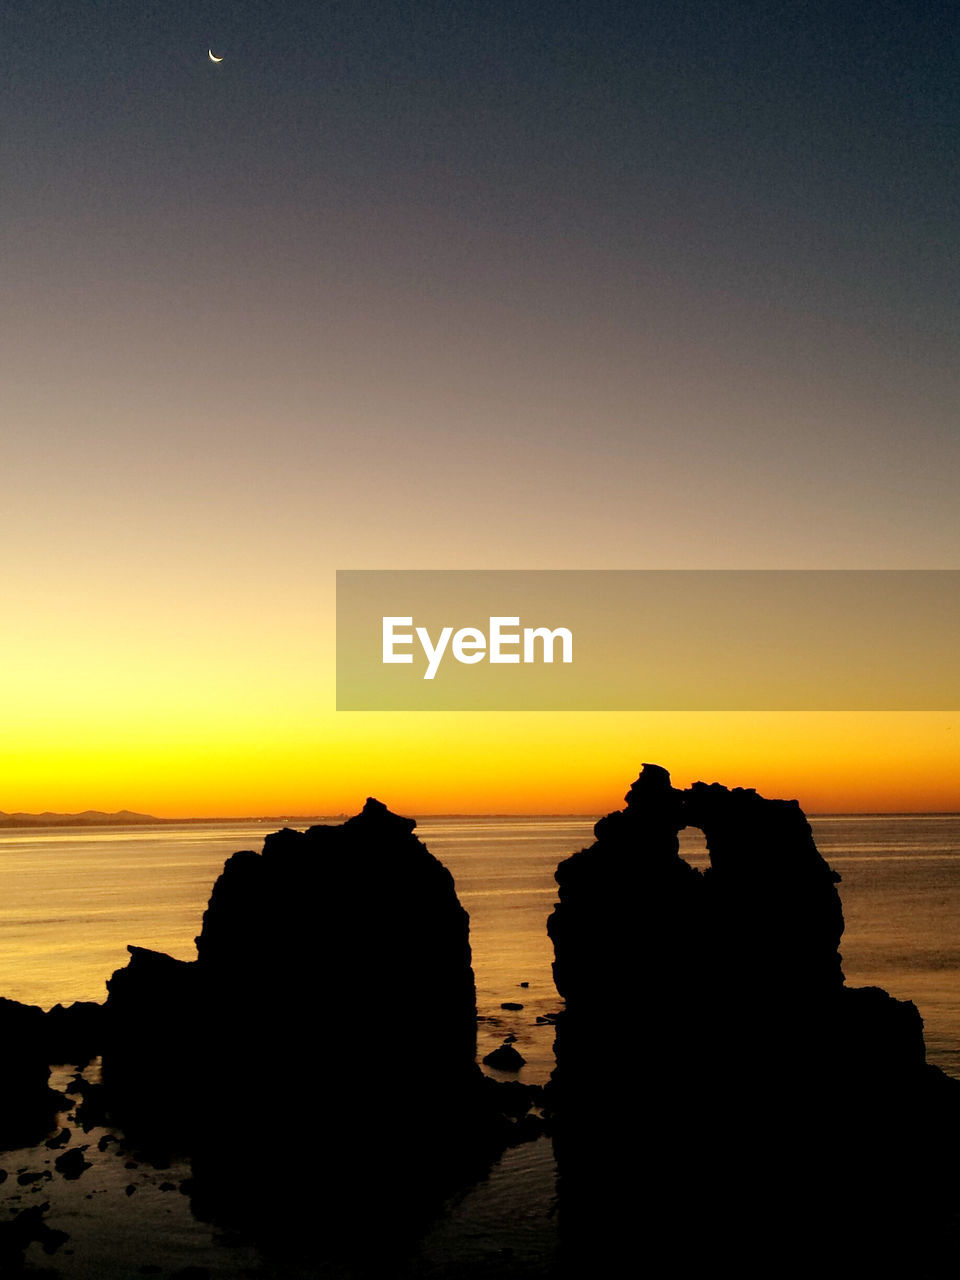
547,764 -> 960,1278
102,799 -> 504,1246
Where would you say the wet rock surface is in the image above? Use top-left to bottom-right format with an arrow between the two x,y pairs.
547,764 -> 960,1278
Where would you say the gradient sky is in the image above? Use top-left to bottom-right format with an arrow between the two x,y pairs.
2,0 -> 958,814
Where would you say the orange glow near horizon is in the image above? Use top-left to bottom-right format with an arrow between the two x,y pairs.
3,565 -> 956,818
2,711 -> 957,818
4,5 -> 959,832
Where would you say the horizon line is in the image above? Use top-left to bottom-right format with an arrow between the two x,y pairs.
2,809 -> 958,827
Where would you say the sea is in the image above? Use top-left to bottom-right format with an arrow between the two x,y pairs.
0,813 -> 958,1277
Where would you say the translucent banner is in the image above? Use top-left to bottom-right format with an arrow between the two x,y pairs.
336,570 -> 960,710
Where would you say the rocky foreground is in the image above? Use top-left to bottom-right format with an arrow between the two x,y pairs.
2,770 -> 960,1276
0,798 -> 542,1269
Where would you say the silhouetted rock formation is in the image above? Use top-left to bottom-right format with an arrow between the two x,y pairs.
0,1000 -> 65,1147
0,998 -> 103,1147
101,799 -> 523,1249
547,765 -> 960,1279
42,1000 -> 104,1065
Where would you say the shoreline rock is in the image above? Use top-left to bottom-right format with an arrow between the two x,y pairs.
98,798 -> 534,1243
546,764 -> 960,1277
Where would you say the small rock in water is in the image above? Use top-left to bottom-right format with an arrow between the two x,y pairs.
519,982 -> 529,988
45,1128 -> 71,1149
483,1042 -> 527,1071
55,1148 -> 91,1180
500,1002 -> 524,1011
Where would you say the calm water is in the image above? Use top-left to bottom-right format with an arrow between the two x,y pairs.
1,815 -> 960,1077
1,814 -> 959,1275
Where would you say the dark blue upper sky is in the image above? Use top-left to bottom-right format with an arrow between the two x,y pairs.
2,0 -> 958,576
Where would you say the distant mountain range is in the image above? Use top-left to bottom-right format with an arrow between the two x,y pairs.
0,809 -> 164,827
0,810 -> 347,828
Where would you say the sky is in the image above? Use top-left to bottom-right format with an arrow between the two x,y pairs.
2,0 -> 958,815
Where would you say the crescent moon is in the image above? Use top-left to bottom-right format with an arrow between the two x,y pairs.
208,50 -> 224,63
